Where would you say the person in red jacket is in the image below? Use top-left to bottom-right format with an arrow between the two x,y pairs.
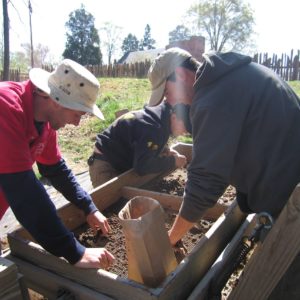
0,59 -> 114,269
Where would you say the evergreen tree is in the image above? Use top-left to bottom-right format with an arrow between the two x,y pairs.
169,25 -> 191,44
139,24 -> 156,50
63,4 -> 102,65
121,34 -> 139,54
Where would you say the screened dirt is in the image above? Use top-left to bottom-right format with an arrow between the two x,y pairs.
74,168 -> 237,283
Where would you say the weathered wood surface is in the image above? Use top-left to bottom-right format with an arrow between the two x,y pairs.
121,186 -> 227,221
0,257 -> 30,300
157,201 -> 246,300
0,171 -> 93,237
4,142 -> 248,299
8,200 -> 246,300
0,142 -> 191,237
8,256 -> 114,300
228,184 -> 300,300
187,214 -> 256,300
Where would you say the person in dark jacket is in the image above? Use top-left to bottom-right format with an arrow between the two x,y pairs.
148,47 -> 300,299
0,59 -> 114,269
88,102 -> 191,187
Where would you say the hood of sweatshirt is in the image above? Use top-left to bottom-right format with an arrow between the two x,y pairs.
194,51 -> 252,89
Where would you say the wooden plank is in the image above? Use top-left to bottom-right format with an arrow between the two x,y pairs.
7,200 -> 246,300
157,201 -> 247,300
7,234 -> 155,300
171,142 -> 192,163
121,186 -> 183,211
8,256 -> 114,300
90,168 -> 163,212
1,142 -> 192,238
187,214 -> 256,300
228,184 -> 300,300
121,186 -> 227,220
0,171 -> 92,238
11,169 -> 165,239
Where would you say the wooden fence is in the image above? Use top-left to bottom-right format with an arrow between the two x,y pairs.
86,60 -> 152,78
253,50 -> 300,81
0,69 -> 28,82
1,50 -> 300,82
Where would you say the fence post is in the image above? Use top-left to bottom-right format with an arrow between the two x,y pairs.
292,55 -> 299,81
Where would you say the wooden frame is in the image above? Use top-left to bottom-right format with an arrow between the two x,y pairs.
7,143 -> 247,299
228,183 -> 300,300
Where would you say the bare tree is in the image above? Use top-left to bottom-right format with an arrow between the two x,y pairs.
21,43 -> 50,67
100,22 -> 122,65
186,0 -> 255,52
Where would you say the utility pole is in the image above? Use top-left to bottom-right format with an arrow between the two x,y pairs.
2,0 -> 10,80
28,0 -> 34,68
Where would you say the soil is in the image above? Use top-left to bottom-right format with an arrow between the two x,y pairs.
74,167 -> 239,298
74,200 -> 213,277
2,166 -> 239,299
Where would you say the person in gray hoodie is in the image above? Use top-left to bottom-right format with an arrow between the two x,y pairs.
148,47 -> 300,299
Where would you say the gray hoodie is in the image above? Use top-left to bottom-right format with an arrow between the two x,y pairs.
180,51 -> 300,222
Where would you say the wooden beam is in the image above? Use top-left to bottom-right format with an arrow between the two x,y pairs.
157,201 -> 246,300
90,169 -> 163,211
187,214 -> 256,299
7,234 -> 155,300
13,169 -> 165,238
228,184 -> 300,300
121,186 -> 227,221
7,201 -> 246,300
121,186 -> 182,211
8,256 -> 114,300
171,142 -> 192,163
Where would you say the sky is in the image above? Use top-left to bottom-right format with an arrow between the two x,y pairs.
4,0 -> 300,64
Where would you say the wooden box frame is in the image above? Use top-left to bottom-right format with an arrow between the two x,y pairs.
7,143 -> 247,300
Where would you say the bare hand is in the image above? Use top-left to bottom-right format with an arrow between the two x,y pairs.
86,211 -> 111,236
74,248 -> 115,269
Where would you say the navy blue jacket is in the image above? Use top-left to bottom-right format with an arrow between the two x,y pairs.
95,102 -> 175,175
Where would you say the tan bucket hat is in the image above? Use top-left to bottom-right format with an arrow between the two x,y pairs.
29,59 -> 104,120
148,47 -> 192,106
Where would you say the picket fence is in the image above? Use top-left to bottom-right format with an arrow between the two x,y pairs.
1,50 -> 300,82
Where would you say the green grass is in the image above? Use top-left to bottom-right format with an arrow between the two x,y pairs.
57,77 -> 152,172
288,81 -> 300,95
57,78 -> 300,173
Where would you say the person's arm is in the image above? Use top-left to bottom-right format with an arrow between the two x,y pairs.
0,170 -> 85,264
37,159 -> 96,214
132,132 -> 187,175
37,159 -> 110,235
168,214 -> 195,246
134,152 -> 175,175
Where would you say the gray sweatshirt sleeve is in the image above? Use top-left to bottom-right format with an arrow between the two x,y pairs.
179,91 -> 244,222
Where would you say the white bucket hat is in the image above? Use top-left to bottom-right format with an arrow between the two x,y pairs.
148,47 -> 192,106
29,59 -> 104,120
